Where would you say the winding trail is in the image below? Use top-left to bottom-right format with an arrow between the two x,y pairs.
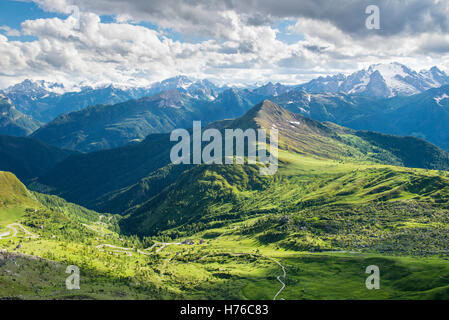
95,236 -> 287,299
199,252 -> 287,300
82,224 -> 106,235
1,219 -> 286,298
244,254 -> 287,300
0,223 -> 39,240
271,259 -> 286,300
95,241 -> 183,256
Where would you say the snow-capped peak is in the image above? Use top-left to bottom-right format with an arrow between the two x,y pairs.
297,62 -> 449,98
5,79 -> 66,96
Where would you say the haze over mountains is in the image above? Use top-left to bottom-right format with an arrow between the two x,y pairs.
0,76 -> 227,123
1,62 -> 449,153
3,62 -> 447,124
0,94 -> 41,136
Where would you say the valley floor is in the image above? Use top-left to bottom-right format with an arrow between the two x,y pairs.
1,209 -> 449,300
2,149 -> 449,300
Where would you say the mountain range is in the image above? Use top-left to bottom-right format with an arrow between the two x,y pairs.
4,62 -> 446,126
30,86 -> 276,152
272,85 -> 449,151
2,62 -> 449,153
0,76 -> 228,123
296,62 -> 449,98
28,81 -> 449,153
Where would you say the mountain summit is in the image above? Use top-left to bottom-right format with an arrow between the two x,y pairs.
297,62 -> 449,98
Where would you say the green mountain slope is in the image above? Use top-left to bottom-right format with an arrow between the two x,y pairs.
33,133 -> 176,209
35,100 -> 449,215
355,131 -> 449,170
0,171 -> 38,208
0,172 -> 161,300
0,171 -> 103,224
212,100 -> 449,169
117,101 -> 449,236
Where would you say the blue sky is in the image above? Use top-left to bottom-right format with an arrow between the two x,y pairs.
0,0 -> 228,43
0,0 -> 447,89
0,1 -> 48,41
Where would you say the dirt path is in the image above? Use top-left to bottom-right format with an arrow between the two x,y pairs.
271,259 -> 286,300
95,238 -> 287,299
82,224 -> 106,235
198,252 -> 287,300
96,241 -> 183,256
0,223 -> 39,240
244,253 -> 286,300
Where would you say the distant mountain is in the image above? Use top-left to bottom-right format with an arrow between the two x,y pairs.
30,90 -> 221,152
349,85 -> 449,151
297,63 -> 449,98
0,94 -> 41,136
4,79 -> 65,97
30,85 -> 283,152
213,87 -> 269,118
271,85 -> 449,152
251,82 -> 291,97
146,76 -> 225,100
0,135 -> 76,181
2,77 -> 227,122
3,80 -> 150,122
270,90 -> 384,124
2,77 -> 286,125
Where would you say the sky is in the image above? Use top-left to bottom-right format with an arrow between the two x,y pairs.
0,0 -> 449,89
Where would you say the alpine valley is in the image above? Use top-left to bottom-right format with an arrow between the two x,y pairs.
2,63 -> 449,300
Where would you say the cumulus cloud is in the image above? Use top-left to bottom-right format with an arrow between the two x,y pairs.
0,10 -> 298,87
0,25 -> 22,37
0,0 -> 448,88
30,0 -> 449,38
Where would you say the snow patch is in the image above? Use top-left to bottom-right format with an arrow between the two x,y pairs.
434,93 -> 449,106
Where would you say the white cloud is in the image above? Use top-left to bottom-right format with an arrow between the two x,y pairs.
1,0 -> 449,88
0,11 -> 300,88
0,25 -> 22,37
30,0 -> 449,38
